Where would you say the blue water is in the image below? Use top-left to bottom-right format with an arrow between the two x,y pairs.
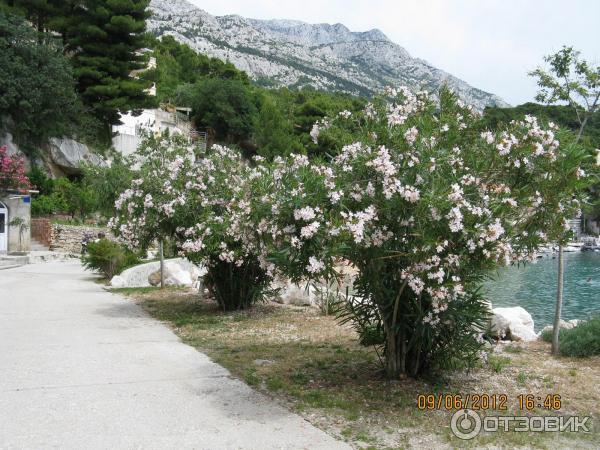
483,252 -> 600,330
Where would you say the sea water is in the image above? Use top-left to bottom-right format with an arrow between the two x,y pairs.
483,252 -> 600,330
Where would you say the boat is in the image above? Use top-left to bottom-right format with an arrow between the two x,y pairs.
563,242 -> 584,252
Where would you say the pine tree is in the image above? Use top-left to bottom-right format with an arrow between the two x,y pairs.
0,0 -> 72,35
1,0 -> 153,136
67,0 -> 153,132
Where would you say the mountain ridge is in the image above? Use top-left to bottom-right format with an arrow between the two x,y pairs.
148,0 -> 509,109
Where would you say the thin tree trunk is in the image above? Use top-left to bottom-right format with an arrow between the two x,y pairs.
552,245 -> 564,355
576,116 -> 589,142
159,239 -> 164,289
553,112 -> 585,354
385,324 -> 399,378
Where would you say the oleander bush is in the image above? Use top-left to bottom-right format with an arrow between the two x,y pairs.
111,86 -> 593,377
110,134 -> 274,311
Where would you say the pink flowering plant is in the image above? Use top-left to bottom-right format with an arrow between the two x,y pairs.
0,145 -> 31,191
110,134 -> 274,311
110,87 -> 592,378
251,87 -> 592,378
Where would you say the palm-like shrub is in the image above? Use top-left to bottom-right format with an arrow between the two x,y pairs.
82,239 -> 140,279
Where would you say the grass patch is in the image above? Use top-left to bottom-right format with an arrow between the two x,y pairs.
504,345 -> 523,354
109,286 -> 163,295
487,355 -> 511,373
127,289 -> 600,449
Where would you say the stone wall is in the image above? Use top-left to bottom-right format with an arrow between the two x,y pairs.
50,224 -> 111,254
31,218 -> 52,247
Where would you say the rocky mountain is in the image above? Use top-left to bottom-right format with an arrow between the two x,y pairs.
148,0 -> 509,109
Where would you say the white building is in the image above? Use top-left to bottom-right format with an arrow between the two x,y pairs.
111,54 -> 205,156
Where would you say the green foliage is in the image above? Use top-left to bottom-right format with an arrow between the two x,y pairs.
482,103 -> 600,148
81,155 -> 133,218
53,177 -> 98,220
147,37 -> 366,159
251,87 -> 592,378
110,135 -> 275,311
187,77 -> 259,147
66,0 -> 154,129
1,2 -> 155,148
283,88 -> 365,156
1,1 -> 72,34
529,46 -> 599,136
487,355 -> 511,373
27,167 -> 53,195
483,103 -> 600,221
253,94 -> 303,158
30,192 -> 65,216
204,258 -> 273,311
0,12 -> 79,151
28,170 -> 101,219
147,35 -> 248,102
82,238 -> 140,279
547,317 -> 600,357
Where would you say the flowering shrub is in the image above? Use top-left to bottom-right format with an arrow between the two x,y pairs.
111,87 -> 592,377
110,134 -> 273,311
0,145 -> 31,191
249,87 -> 591,377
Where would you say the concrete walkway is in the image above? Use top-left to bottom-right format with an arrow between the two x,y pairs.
0,261 -> 350,450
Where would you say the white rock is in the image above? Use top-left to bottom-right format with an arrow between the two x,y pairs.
275,280 -> 315,306
110,275 -> 126,288
115,258 -> 205,288
163,261 -> 194,286
490,307 -> 538,342
541,319 -> 581,335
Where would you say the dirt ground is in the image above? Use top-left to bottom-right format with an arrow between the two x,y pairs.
120,287 -> 600,449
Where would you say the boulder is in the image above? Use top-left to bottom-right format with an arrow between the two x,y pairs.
541,319 -> 581,335
274,280 -> 316,306
148,261 -> 204,287
110,275 -> 126,288
148,271 -> 162,287
48,137 -> 106,175
489,306 -> 538,342
110,258 -> 206,288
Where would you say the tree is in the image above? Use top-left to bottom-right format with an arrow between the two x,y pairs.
530,46 -> 599,142
0,12 -> 79,150
529,46 -> 600,355
66,0 -> 153,133
8,216 -> 28,251
146,35 -> 248,102
53,177 -> 98,220
189,78 -> 258,148
253,94 -> 303,159
82,154 -> 133,218
0,0 -> 73,36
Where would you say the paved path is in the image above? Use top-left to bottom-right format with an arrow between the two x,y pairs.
0,261 -> 350,450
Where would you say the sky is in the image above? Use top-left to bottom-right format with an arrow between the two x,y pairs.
187,0 -> 600,106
